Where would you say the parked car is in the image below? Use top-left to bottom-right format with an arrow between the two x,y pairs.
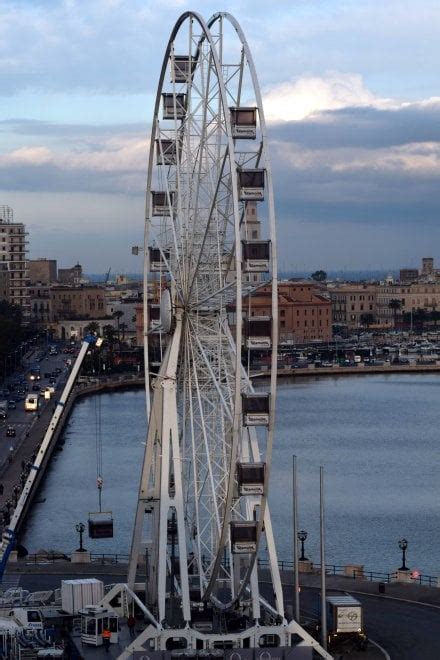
32,384 -> 40,392
7,400 -> 16,410
6,426 -> 16,437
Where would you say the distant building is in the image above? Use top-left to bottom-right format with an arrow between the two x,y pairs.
58,263 -> 83,285
399,268 -> 419,283
242,281 -> 332,344
28,283 -> 51,325
422,257 -> 434,278
29,258 -> 57,285
0,205 -> 30,320
329,283 -> 377,329
50,285 -> 105,321
376,282 -> 440,326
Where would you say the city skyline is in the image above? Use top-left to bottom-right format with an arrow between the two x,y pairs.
1,0 -> 440,272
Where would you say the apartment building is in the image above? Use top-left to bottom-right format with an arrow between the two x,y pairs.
376,283 -> 440,326
0,205 -> 30,320
50,285 -> 106,321
329,283 -> 377,329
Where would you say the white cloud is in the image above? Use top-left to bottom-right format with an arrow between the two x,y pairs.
263,72 -> 394,121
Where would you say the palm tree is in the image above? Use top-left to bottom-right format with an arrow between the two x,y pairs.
119,322 -> 128,342
113,310 -> 124,340
83,321 -> 100,337
388,299 -> 402,329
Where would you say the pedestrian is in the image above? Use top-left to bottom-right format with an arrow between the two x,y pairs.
102,626 -> 111,652
127,614 -> 136,637
0,484 -> 3,496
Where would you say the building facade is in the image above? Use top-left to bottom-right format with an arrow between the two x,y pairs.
376,283 -> 440,326
50,285 -> 106,321
29,258 -> 57,285
329,284 -> 377,329
244,281 -> 332,344
0,205 -> 30,320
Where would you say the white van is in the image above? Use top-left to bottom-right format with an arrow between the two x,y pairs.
25,394 -> 39,412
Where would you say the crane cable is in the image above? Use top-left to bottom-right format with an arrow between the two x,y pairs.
94,349 -> 103,512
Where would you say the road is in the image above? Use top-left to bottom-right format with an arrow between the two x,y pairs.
0,342 -> 74,482
298,587 -> 440,659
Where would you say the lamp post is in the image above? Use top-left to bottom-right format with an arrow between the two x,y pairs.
298,530 -> 308,561
75,522 -> 86,552
398,538 -> 409,570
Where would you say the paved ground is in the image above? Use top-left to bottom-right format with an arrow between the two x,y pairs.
4,562 -> 440,658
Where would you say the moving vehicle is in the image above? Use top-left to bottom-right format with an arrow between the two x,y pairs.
25,394 -> 39,412
7,400 -> 16,410
325,595 -> 367,650
6,426 -> 16,437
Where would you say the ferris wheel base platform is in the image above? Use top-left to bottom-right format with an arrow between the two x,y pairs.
117,620 -> 332,659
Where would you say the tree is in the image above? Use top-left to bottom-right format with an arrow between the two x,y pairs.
311,270 -> 327,282
388,299 -> 402,329
113,310 -> 124,340
119,322 -> 128,342
83,321 -> 100,336
360,313 -> 375,329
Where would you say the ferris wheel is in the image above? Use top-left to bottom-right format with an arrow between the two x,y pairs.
124,12 -> 329,656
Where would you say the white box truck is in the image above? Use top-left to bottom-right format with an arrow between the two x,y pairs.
326,595 -> 367,650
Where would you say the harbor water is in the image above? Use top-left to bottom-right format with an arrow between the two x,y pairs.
21,374 -> 440,576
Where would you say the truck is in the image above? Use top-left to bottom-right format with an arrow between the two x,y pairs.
325,595 -> 367,650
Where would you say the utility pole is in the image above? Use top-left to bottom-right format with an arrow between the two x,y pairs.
320,465 -> 327,651
292,455 -> 300,621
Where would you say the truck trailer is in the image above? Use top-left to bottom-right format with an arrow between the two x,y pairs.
325,595 -> 367,650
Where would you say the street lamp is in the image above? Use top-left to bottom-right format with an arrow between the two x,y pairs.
298,529 -> 308,561
75,522 -> 86,552
398,538 -> 409,571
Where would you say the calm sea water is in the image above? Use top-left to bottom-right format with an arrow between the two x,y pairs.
21,375 -> 440,576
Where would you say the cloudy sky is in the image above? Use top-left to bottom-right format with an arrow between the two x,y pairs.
1,0 -> 439,274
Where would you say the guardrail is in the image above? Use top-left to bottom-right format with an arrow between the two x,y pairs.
256,558 -> 438,587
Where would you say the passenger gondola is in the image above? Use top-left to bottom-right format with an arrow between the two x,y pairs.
236,462 -> 266,496
156,139 -> 179,165
162,93 -> 186,120
238,168 -> 265,200
149,247 -> 170,272
242,240 -> 270,273
244,317 -> 272,349
170,55 -> 195,83
241,393 -> 270,426
230,107 -> 257,139
230,521 -> 258,554
151,191 -> 174,216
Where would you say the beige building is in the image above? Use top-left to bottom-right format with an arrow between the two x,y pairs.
329,284 -> 377,329
29,283 -> 51,325
50,285 -> 106,321
29,258 -> 57,284
58,263 -> 83,285
0,205 -> 30,320
376,283 -> 440,326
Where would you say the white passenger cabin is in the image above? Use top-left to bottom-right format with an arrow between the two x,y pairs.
170,55 -> 195,83
156,139 -> 179,165
238,169 -> 265,201
236,462 -> 266,496
149,304 -> 161,332
245,317 -> 272,349
230,521 -> 258,554
230,107 -> 257,139
242,393 -> 270,426
151,191 -> 174,216
149,247 -> 170,273
242,240 -> 270,273
162,93 -> 186,120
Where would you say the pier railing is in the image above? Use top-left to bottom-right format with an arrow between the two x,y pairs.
19,554 -> 438,587
256,558 -> 439,587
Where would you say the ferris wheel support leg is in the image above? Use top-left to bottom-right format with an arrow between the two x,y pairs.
250,561 -> 261,621
263,507 -> 285,619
